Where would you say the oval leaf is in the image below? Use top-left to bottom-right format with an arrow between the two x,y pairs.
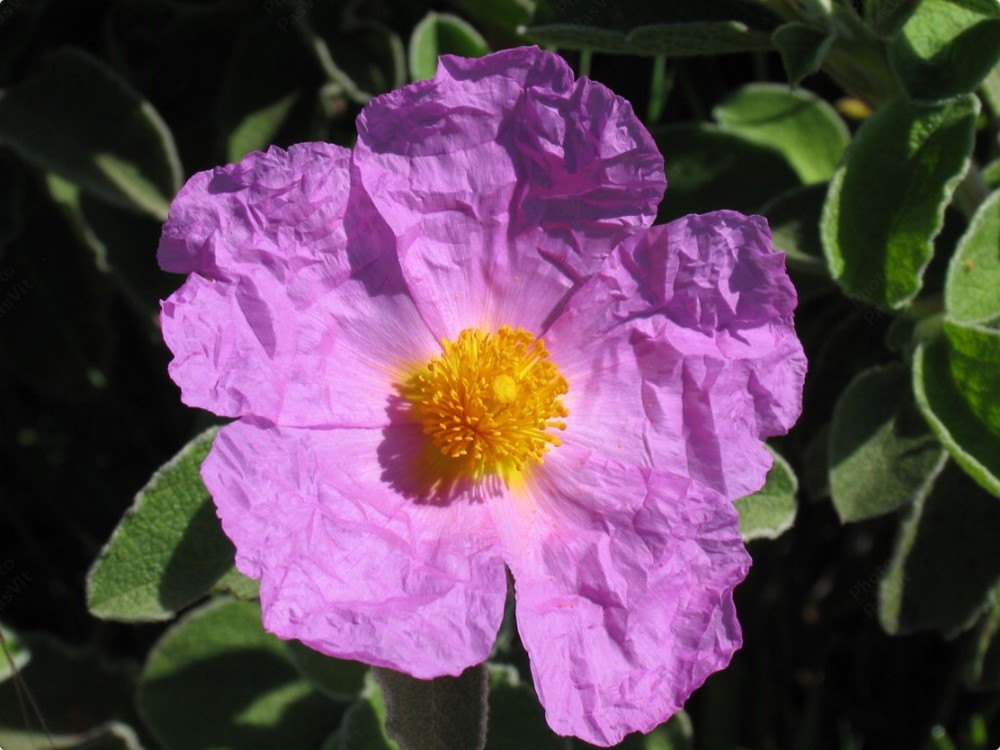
524,21 -> 774,56
772,22 -> 837,86
139,598 -> 336,750
945,189 -> 1000,326
372,665 -> 488,750
484,664 -> 563,749
625,712 -> 694,749
735,446 -> 798,541
867,0 -> 922,36
409,13 -> 490,82
943,320 -> 1000,436
446,0 -> 532,30
87,427 -> 257,622
287,641 -> 369,703
880,462 -> 1000,636
0,48 -> 181,220
821,95 -> 979,309
829,364 -> 947,522
525,0 -> 779,56
914,337 -> 1000,498
890,0 -> 1000,102
714,83 -> 848,184
324,698 -> 398,750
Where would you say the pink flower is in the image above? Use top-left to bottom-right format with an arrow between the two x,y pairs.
158,47 -> 805,746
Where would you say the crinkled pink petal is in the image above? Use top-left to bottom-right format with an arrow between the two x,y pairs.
545,210 -> 806,499
158,142 -> 352,280
491,445 -> 750,746
159,145 -> 440,426
354,46 -> 665,339
202,419 -> 508,677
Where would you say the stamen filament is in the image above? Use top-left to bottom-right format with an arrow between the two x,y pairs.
404,326 -> 569,479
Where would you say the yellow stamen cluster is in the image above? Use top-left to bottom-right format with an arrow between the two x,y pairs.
405,326 -> 569,478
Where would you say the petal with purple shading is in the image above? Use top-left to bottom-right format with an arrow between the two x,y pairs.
158,143 -> 354,281
492,445 -> 749,746
354,46 -> 665,339
545,210 -> 806,499
160,154 -> 440,426
202,419 -> 508,678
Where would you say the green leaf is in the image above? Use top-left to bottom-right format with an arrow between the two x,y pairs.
713,83 -> 849,184
87,427 -> 257,622
945,189 -> 1000,326
652,124 -> 800,221
735,446 -> 798,541
981,61 -> 1000,121
523,21 -> 775,56
324,698 -> 397,750
216,17 -> 324,162
0,624 -> 29,683
0,48 -> 181,220
525,0 -> 779,55
372,664 -> 488,750
867,0 -> 921,36
139,598 -> 337,750
213,565 -> 262,600
821,95 -> 979,309
829,364 -> 947,522
530,0 -> 780,29
986,156 -> 1000,190
409,12 -> 491,82
880,462 -> 1000,635
287,641 -> 369,703
890,0 -> 1000,101
914,337 -> 1000,498
772,23 -> 837,86
485,664 -> 561,749
943,321 -> 1000,434
712,83 -> 850,184
446,0 -> 533,30
226,95 -> 299,162
623,712 -> 694,749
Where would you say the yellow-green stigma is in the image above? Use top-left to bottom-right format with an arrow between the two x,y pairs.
405,326 -> 569,479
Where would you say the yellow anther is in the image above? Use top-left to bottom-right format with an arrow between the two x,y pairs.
404,326 -> 569,479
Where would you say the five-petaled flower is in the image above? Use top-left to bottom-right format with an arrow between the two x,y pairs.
158,46 -> 806,747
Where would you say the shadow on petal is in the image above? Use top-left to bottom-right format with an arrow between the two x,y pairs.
377,394 -> 505,507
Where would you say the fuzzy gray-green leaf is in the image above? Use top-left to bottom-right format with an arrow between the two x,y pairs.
87,427 -> 256,622
829,364 -> 946,522
821,95 -> 978,309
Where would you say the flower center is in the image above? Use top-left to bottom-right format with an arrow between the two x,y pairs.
405,326 -> 569,479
